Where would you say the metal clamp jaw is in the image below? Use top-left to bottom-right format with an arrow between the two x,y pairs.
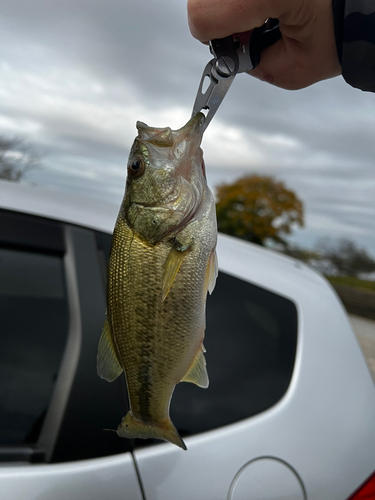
192,19 -> 281,132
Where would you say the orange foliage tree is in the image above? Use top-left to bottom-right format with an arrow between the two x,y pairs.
215,174 -> 304,247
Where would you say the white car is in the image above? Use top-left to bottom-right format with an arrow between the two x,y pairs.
0,178 -> 374,500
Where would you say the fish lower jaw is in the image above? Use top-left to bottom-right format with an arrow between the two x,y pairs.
117,411 -> 187,450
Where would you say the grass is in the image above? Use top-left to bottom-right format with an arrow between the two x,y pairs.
326,275 -> 375,293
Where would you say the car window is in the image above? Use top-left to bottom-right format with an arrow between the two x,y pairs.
0,214 -> 133,463
0,215 -> 297,458
50,226 -> 131,463
96,230 -> 298,447
170,271 -> 298,438
0,224 -> 68,449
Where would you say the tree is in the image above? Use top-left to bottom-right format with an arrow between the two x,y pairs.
215,174 -> 304,246
0,136 -> 39,182
318,238 -> 375,277
283,245 -> 321,263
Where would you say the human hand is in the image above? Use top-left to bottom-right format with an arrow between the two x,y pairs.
187,0 -> 342,90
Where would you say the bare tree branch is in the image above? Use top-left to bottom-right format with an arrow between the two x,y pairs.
0,135 -> 41,182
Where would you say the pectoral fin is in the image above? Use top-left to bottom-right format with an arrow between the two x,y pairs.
162,242 -> 191,301
205,249 -> 218,295
181,346 -> 209,388
97,317 -> 123,382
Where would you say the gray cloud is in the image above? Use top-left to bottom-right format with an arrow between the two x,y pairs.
0,0 -> 374,256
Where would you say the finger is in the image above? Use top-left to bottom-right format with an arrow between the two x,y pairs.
187,0 -> 286,42
249,32 -> 341,90
249,38 -> 311,90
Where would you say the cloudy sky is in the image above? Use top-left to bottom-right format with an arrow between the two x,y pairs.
0,0 -> 375,255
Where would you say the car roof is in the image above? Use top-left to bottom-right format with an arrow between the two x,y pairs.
0,179 -> 119,234
0,178 -> 325,296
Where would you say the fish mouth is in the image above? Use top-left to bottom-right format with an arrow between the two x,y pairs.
176,112 -> 205,137
172,112 -> 206,182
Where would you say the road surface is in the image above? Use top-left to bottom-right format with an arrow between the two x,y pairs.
349,315 -> 375,382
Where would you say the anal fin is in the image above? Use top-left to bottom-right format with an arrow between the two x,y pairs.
97,317 -> 123,382
181,346 -> 209,388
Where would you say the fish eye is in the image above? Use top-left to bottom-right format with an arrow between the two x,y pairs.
128,158 -> 145,178
130,159 -> 141,172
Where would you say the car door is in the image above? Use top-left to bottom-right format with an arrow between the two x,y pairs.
129,255 -> 300,500
0,209 -> 143,500
130,235 -> 375,500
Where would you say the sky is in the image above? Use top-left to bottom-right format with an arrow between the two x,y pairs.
0,0 -> 374,255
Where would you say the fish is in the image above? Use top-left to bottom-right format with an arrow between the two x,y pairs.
97,112 -> 218,450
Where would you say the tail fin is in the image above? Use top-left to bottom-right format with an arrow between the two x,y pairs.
117,411 -> 187,450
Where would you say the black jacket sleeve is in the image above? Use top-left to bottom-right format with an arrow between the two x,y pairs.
332,0 -> 375,92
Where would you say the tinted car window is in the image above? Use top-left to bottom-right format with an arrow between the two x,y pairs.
0,215 -> 297,458
96,231 -> 298,447
0,214 -> 129,463
0,248 -> 68,445
170,272 -> 297,438
50,226 -> 131,463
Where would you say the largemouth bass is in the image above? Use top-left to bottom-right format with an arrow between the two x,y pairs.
97,113 -> 217,450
